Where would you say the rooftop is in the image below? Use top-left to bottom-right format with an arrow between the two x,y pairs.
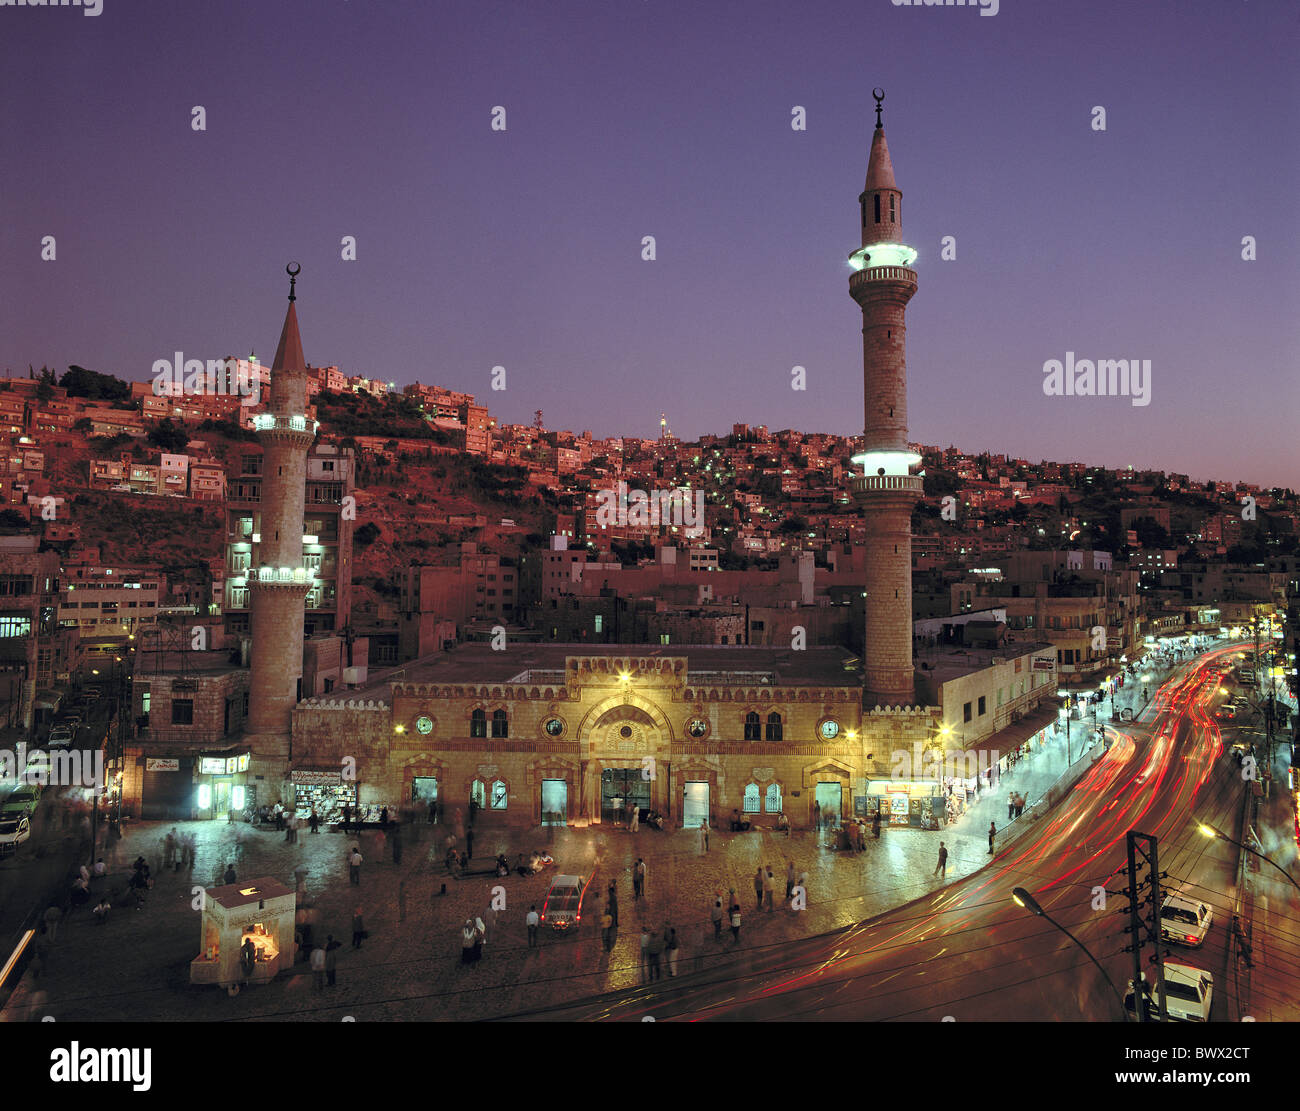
916,640 -> 1056,684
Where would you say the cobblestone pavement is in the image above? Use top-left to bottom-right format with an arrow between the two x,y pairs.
0,655 -> 1197,1023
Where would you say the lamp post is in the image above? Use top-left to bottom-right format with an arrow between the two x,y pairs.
1198,821 -> 1300,894
1012,887 -> 1130,1021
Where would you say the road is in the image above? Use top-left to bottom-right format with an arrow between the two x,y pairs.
519,645 -> 1284,1021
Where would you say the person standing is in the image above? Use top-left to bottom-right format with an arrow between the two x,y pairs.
526,905 -> 540,947
309,808 -> 319,834
342,803 -> 351,835
785,860 -> 796,899
639,927 -> 650,981
601,907 -> 614,951
934,841 -> 948,879
310,942 -> 326,989
710,893 -> 724,939
987,821 -> 997,855
872,810 -> 881,840
813,800 -> 822,831
1007,792 -> 1015,821
646,928 -> 663,982
729,902 -> 742,944
325,935 -> 341,985
352,906 -> 366,949
348,846 -> 362,885
753,866 -> 764,910
763,865 -> 775,911
224,862 -> 237,885
465,826 -> 474,861
379,806 -> 389,827
607,882 -> 620,926
699,820 -> 709,853
629,805 -> 640,834
665,925 -> 679,977
461,919 -> 481,964
635,858 -> 647,898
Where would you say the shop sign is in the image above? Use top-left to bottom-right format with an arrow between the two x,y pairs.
199,758 -> 226,775
291,769 -> 342,785
1032,658 -> 1054,671
237,753 -> 251,772
146,758 -> 179,771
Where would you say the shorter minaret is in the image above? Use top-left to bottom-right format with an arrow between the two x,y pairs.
849,91 -> 923,708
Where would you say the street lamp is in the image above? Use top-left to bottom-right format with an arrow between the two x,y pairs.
1012,887 -> 1130,1021
1197,821 -> 1300,893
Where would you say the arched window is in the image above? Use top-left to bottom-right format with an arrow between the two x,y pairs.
742,783 -> 760,813
491,709 -> 509,738
470,780 -> 486,809
470,708 -> 486,739
744,712 -> 761,741
874,193 -> 881,223
765,712 -> 783,742
764,782 -> 782,812
890,194 -> 896,222
490,779 -> 508,810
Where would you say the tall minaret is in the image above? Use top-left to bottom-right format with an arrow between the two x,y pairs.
849,91 -> 922,708
246,264 -> 317,766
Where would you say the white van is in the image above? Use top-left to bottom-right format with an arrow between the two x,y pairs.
1124,962 -> 1213,1022
1160,892 -> 1213,948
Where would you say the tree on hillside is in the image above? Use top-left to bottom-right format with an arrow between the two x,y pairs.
148,418 -> 189,453
61,365 -> 131,402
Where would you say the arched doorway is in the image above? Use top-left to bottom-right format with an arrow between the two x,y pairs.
580,702 -> 669,824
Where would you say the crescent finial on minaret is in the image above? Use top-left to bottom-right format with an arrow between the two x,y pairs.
286,262 -> 301,302
872,88 -> 885,130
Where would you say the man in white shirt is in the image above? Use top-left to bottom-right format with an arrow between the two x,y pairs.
310,944 -> 326,990
525,905 -> 540,947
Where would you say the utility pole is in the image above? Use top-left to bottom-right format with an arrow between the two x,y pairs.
1121,831 -> 1168,1021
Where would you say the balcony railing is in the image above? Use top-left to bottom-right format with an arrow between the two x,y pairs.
850,474 -> 925,494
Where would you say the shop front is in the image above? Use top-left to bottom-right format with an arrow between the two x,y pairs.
859,780 -> 946,829
190,877 -> 296,994
195,752 -> 251,821
140,756 -> 194,821
290,767 -> 357,825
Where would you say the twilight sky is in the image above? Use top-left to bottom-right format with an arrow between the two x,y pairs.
2,0 -> 1297,489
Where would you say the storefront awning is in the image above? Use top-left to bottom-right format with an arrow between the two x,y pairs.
1058,664 -> 1124,691
983,700 -> 1065,764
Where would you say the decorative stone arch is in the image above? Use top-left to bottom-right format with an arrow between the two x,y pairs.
524,755 -> 579,824
398,752 -> 447,806
578,694 -> 674,823
741,768 -> 786,817
804,756 -> 855,827
676,755 -> 723,826
464,767 -> 512,813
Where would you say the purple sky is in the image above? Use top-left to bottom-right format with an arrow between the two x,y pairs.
3,0 -> 1297,489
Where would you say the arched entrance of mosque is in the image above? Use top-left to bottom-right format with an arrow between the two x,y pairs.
579,699 -> 672,825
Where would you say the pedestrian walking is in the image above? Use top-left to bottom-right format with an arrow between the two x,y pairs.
633,858 -> 646,899
526,905 -> 539,947
813,800 -> 822,831
797,872 -> 808,905
763,865 -> 775,911
639,927 -> 650,981
352,906 -> 366,949
311,943 -> 326,989
309,809 -> 320,834
1007,792 -> 1015,821
988,821 -> 996,854
629,805 -> 639,834
785,861 -> 795,899
461,918 -> 484,963
729,903 -> 742,943
325,935 -> 341,985
711,894 -> 724,939
601,908 -> 614,951
665,925 -> 679,977
163,829 -> 176,869
348,846 -> 362,885
872,811 -> 881,839
342,803 -> 351,834
753,866 -> 764,910
379,805 -> 389,827
646,928 -> 664,981
223,862 -> 237,885
274,802 -> 284,831
465,827 -> 474,860
699,821 -> 709,853
934,841 -> 948,878
607,882 -> 620,926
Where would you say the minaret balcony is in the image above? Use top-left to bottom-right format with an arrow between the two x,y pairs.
253,413 -> 320,436
850,266 -> 918,293
247,565 -> 315,586
850,473 -> 924,496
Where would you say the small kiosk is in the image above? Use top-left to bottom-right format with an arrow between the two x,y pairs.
190,877 -> 296,994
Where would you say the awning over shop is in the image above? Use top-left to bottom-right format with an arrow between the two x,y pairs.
983,699 -> 1065,764
1058,665 -> 1124,691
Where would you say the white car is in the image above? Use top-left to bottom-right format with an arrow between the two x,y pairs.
1159,892 -> 1213,948
48,725 -> 74,749
0,814 -> 31,855
1124,962 -> 1213,1022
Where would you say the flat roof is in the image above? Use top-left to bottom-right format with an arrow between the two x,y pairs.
349,643 -> 863,696
206,878 -> 294,909
916,641 -> 1056,683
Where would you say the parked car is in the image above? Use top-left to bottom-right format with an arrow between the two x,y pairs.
540,873 -> 593,931
0,814 -> 32,855
1160,892 -> 1213,948
1215,705 -> 1236,720
0,784 -> 41,818
1124,962 -> 1213,1022
48,725 -> 74,749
